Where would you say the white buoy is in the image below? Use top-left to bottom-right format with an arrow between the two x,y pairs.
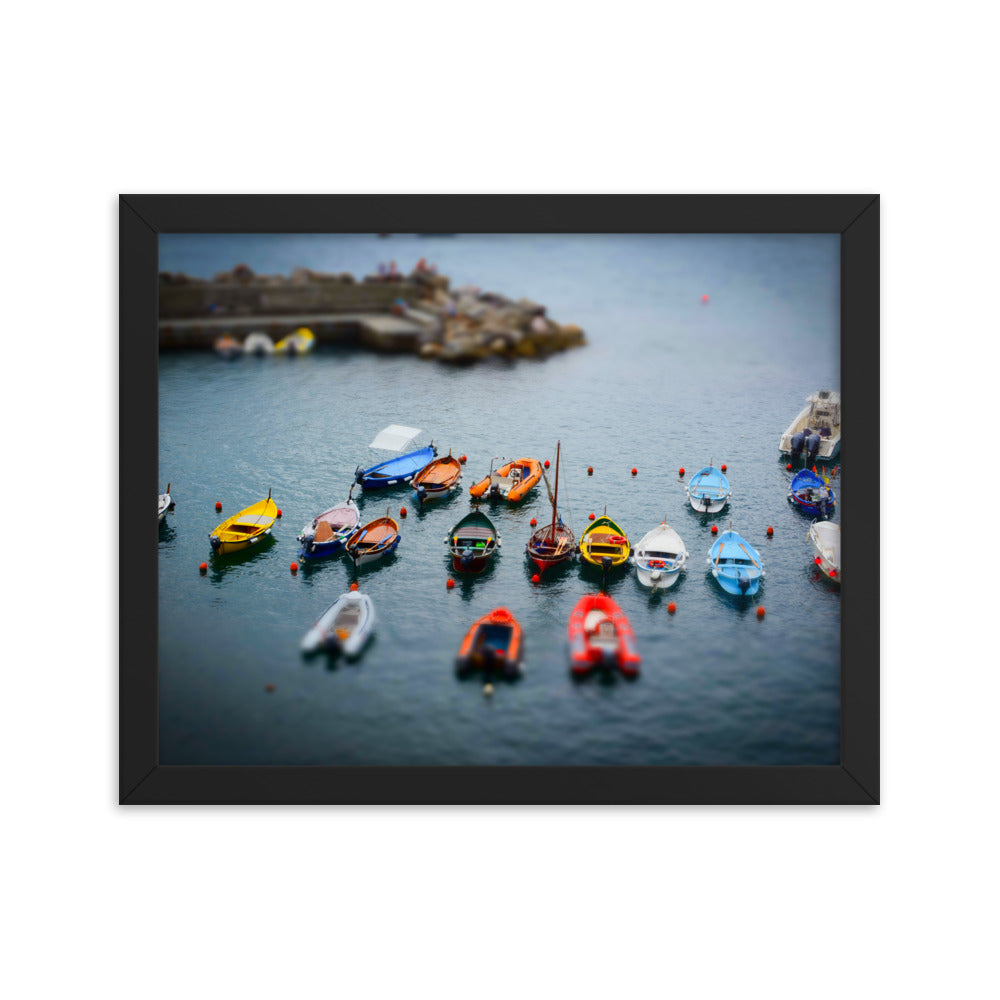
483,683 -> 494,698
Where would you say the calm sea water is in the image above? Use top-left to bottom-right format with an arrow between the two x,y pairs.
158,234 -> 841,766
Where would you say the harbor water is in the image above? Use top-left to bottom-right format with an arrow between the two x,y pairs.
158,233 -> 841,766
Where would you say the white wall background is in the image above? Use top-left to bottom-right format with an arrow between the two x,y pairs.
3,2 -> 993,997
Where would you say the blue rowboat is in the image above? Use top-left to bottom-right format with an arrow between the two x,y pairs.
686,465 -> 731,513
297,492 -> 361,561
788,469 -> 836,518
355,424 -> 436,490
708,528 -> 764,596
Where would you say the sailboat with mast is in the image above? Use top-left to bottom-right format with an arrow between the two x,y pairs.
525,441 -> 575,574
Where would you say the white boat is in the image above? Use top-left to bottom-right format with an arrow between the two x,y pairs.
243,331 -> 275,355
158,483 -> 173,522
631,521 -> 688,590
808,520 -> 841,583
301,591 -> 375,657
779,390 -> 841,462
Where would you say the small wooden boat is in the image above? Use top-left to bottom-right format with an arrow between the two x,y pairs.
344,510 -> 401,568
631,521 -> 688,590
788,468 -> 836,518
209,491 -> 277,555
243,331 -> 275,356
779,389 -> 841,462
355,425 -> 437,490
158,483 -> 173,522
447,509 -> 500,573
455,607 -> 523,678
809,520 -> 841,583
213,334 -> 243,360
686,464 -> 731,513
412,452 -> 463,504
568,594 -> 641,677
526,441 -> 574,574
301,589 -> 375,657
578,513 -> 631,570
708,526 -> 765,596
469,457 -> 542,503
274,327 -> 315,355
297,491 -> 361,561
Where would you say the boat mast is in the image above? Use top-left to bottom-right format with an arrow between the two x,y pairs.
549,441 -> 560,542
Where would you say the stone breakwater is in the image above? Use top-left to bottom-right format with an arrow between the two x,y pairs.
158,264 -> 586,363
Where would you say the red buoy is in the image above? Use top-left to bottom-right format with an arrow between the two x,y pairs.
290,562 -> 298,573
276,509 -> 282,518
815,557 -> 822,565
711,525 -> 718,534
349,582 -> 359,591
631,467 -> 637,476
720,464 -> 727,472
531,574 -> 540,585
265,684 -> 276,693
460,455 -> 467,464
812,466 -> 818,474
829,569 -> 837,577
756,607 -> 766,619
544,460 -> 550,468
215,501 -> 222,511
667,602 -> 676,614
701,294 -> 709,304
587,466 -> 594,476
786,463 -> 792,471
446,578 -> 455,589
530,518 -> 537,527
589,513 -> 595,521
400,507 -> 407,517
766,526 -> 774,537
679,467 -> 685,477
199,562 -> 207,573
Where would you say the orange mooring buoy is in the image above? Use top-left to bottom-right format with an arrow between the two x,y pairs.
701,294 -> 709,304
631,467 -> 637,476
815,557 -> 822,565
667,602 -> 676,614
199,562 -> 207,573
460,455 -> 467,464
587,466 -> 594,476
400,507 -> 407,517
530,518 -> 537,527
766,526 -> 774,537
544,460 -> 550,468
215,501 -> 222,511
711,525 -> 718,534
679,467 -> 685,477
276,509 -> 282,518
446,578 -> 455,589
589,513 -> 595,521
265,684 -> 276,693
531,574 -> 540,585
720,464 -> 727,472
786,463 -> 793,471
756,607 -> 766,619
350,582 -> 359,591
290,562 -> 298,573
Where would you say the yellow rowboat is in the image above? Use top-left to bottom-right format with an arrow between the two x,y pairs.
274,327 -> 315,355
209,493 -> 278,555
578,514 -> 631,569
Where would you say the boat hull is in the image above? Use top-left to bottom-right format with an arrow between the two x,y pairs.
357,445 -> 438,490
209,498 -> 278,556
708,529 -> 764,597
468,458 -> 542,503
809,521 -> 841,583
301,593 -> 375,658
526,522 -> 575,574
779,391 -> 842,459
297,500 -> 361,561
455,608 -> 522,678
578,515 -> 630,569
447,510 -> 500,573
631,523 -> 687,590
345,516 -> 401,567
686,467 -> 731,514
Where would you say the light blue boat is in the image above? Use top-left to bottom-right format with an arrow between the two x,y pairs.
708,528 -> 764,596
686,464 -> 731,513
354,424 -> 436,491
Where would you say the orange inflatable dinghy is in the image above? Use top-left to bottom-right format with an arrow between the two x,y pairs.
455,607 -> 523,678
469,458 -> 542,503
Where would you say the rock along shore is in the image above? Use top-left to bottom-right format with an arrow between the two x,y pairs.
158,262 -> 586,364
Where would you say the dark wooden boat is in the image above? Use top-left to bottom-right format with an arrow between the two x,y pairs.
447,509 -> 500,573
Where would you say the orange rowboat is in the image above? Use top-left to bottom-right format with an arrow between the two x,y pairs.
455,607 -> 523,678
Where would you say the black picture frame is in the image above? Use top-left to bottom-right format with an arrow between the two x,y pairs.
120,194 -> 879,804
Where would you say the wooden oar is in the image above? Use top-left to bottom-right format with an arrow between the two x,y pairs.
737,542 -> 761,569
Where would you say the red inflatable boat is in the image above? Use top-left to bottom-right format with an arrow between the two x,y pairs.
567,594 -> 641,677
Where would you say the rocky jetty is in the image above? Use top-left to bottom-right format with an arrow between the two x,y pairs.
158,261 -> 585,363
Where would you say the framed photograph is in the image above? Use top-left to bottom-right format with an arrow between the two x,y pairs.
121,194 -> 878,804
